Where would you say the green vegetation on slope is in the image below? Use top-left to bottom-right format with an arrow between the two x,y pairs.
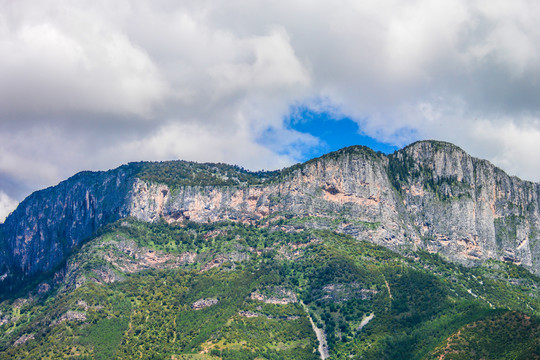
124,145 -> 384,189
128,161 -> 278,188
1,220 -> 539,359
430,310 -> 540,359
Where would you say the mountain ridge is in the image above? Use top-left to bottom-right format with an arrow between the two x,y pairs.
1,140 -> 539,290
1,140 -> 540,359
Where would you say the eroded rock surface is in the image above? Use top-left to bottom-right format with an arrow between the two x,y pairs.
192,298 -> 218,310
2,141 -> 539,288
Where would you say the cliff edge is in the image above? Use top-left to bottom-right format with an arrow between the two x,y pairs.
1,141 -> 539,289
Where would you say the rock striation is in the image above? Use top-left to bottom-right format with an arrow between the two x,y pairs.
0,166 -> 137,285
388,142 -> 540,269
1,140 -> 539,289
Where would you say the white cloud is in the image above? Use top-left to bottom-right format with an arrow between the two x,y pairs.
111,120 -> 302,171
1,0 -> 540,206
0,2 -> 168,117
208,27 -> 309,98
457,119 -> 540,181
0,191 -> 18,223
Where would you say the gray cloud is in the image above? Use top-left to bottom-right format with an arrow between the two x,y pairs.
1,0 -> 540,219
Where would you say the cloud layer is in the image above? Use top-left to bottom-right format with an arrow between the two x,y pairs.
1,0 -> 540,219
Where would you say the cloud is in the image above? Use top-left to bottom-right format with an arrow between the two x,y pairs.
1,0 -> 540,209
111,119 -> 306,171
451,118 -> 540,182
0,191 -> 18,223
0,4 -> 168,117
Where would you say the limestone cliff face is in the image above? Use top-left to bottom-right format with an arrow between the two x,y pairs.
389,141 -> 540,270
1,141 -> 540,286
126,143 -> 540,272
128,148 -> 416,251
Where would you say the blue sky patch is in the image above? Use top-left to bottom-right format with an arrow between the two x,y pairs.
258,105 -> 400,163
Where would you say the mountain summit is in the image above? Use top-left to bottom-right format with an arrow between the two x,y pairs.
1,140 -> 539,287
1,140 -> 540,359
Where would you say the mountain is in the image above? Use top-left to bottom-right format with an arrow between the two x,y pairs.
0,140 -> 539,359
1,140 -> 539,286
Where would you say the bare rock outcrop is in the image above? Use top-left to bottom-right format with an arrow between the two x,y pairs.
192,298 -> 218,310
2,140 -> 539,291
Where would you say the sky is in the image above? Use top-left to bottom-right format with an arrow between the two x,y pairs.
1,0 -> 540,221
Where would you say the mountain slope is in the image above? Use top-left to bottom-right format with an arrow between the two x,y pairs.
1,141 -> 540,294
1,219 -> 539,359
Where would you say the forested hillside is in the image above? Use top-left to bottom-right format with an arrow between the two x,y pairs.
1,218 -> 539,359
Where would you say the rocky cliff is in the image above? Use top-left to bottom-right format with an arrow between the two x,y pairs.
1,140 -> 539,288
389,142 -> 540,269
0,166 -> 136,284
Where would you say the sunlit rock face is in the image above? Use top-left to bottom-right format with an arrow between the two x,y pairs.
389,141 -> 540,270
1,140 -> 539,287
